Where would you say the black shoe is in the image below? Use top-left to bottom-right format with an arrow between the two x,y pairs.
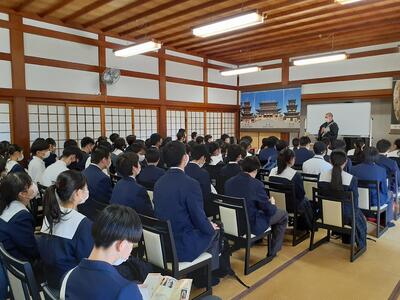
388,221 -> 396,228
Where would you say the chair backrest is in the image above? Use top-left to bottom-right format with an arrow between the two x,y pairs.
263,180 -> 296,213
110,174 -> 122,187
256,168 -> 270,182
301,173 -> 319,201
293,164 -> 302,171
139,215 -> 179,273
41,283 -> 59,300
78,199 -> 109,221
0,244 -> 41,300
357,180 -> 380,210
210,194 -> 250,238
312,188 -> 354,228
388,171 -> 398,194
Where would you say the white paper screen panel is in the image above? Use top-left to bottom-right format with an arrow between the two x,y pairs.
25,64 -> 100,94
206,112 -> 222,138
239,68 -> 282,86
68,106 -> 102,140
222,112 -> 236,136
0,103 -> 11,142
187,111 -> 204,136
208,68 -> 237,86
208,88 -> 237,105
105,107 -> 133,138
166,110 -> 185,138
24,33 -> 98,65
106,48 -> 158,74
166,61 -> 203,81
0,13 -> 8,21
306,102 -> 371,136
302,78 -> 393,94
0,61 -> 12,88
290,53 -> 400,81
133,109 -> 158,141
166,82 -> 203,102
0,28 -> 10,53
106,76 -> 159,99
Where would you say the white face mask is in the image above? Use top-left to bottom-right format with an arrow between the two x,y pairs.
43,150 -> 51,159
138,154 -> 145,162
112,256 -> 128,266
29,183 -> 39,199
79,189 -> 89,204
17,154 -> 24,162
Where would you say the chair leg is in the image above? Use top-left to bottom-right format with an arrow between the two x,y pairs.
244,242 -> 251,275
244,235 -> 274,275
192,262 -> 212,300
309,226 -> 315,250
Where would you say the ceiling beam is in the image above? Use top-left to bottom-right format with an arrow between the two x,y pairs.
61,0 -> 113,23
39,0 -> 76,17
14,0 -> 35,12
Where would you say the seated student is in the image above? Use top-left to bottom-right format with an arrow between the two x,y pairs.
258,136 -> 278,167
111,153 -> 153,216
44,138 -> 57,168
109,133 -> 120,151
221,134 -> 230,145
329,139 -> 353,173
148,133 -> 165,169
302,141 -> 332,175
225,157 -> 288,256
64,139 -> 78,148
126,142 -> 147,168
69,137 -> 95,171
5,144 -> 25,174
351,147 -> 394,224
208,142 -> 224,166
294,136 -> 314,166
321,137 -> 332,160
220,144 -> 244,181
111,137 -> 126,173
137,148 -> 165,188
240,139 -> 253,157
0,172 -> 39,261
85,140 -> 112,172
291,137 -> 300,151
186,144 -> 213,216
176,128 -> 186,143
318,150 -> 367,249
62,205 -> 143,300
195,135 -> 205,144
154,141 -> 220,275
28,138 -> 50,184
347,138 -> 365,165
41,146 -> 82,187
188,131 -> 198,148
269,149 -> 313,229
126,134 -> 136,148
376,139 -> 400,192
38,170 -> 93,289
276,139 -> 288,152
80,147 -> 113,219
388,138 -> 400,158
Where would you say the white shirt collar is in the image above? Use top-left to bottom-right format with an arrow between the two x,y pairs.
228,161 -> 238,164
170,166 -> 185,172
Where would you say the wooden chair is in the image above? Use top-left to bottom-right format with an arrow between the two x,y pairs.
41,283 -> 59,300
301,173 -> 319,201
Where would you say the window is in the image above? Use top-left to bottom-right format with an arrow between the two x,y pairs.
28,104 -> 66,155
206,112 -> 222,139
222,112 -> 236,136
0,102 -> 11,142
166,110 -> 185,138
133,109 -> 158,141
105,107 -> 133,139
68,105 -> 101,141
187,111 -> 204,136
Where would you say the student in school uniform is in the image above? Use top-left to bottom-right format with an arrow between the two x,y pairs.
220,144 -> 244,180
351,147 -> 394,225
185,144 -> 214,217
240,139 -> 253,157
176,128 -> 186,143
28,138 -> 50,184
111,152 -> 153,217
328,139 -> 353,173
258,137 -> 278,166
62,205 -> 143,300
111,137 -> 126,173
154,141 -> 220,280
41,146 -> 82,187
109,133 -> 120,151
188,131 -> 198,149
225,157 -> 288,256
38,170 -> 93,289
376,139 -> 400,192
5,144 -> 25,174
208,142 -> 224,166
84,140 -> 113,173
347,138 -> 365,165
126,142 -> 147,168
269,149 -> 314,230
294,136 -> 314,167
80,146 -> 113,220
205,142 -> 225,191
44,138 -> 57,168
302,141 -> 332,175
318,150 -> 367,249
291,137 -> 300,152
69,137 -> 95,172
137,147 -> 165,188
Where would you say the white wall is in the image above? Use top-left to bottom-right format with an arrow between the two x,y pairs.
302,78 -> 393,94
208,68 -> 237,86
239,68 -> 282,86
107,76 -> 159,99
166,82 -> 204,102
208,88 -> 237,105
0,60 -> 12,88
166,61 -> 203,81
106,48 -> 158,74
0,28 -> 10,53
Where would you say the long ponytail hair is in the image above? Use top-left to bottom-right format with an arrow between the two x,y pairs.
329,150 -> 347,191
277,149 -> 295,175
0,172 -> 32,215
43,170 -> 86,234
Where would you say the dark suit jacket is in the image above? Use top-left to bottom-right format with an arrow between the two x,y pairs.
294,148 -> 314,166
137,165 -> 165,188
318,121 -> 339,142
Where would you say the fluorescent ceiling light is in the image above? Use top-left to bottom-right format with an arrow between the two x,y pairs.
292,53 -> 348,66
114,41 -> 162,57
335,0 -> 363,4
193,12 -> 264,38
220,66 -> 261,76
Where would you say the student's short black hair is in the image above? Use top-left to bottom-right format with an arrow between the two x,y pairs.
332,139 -> 346,151
191,132 -> 198,140
221,134 -> 229,141
114,137 -> 126,151
227,144 -> 242,162
81,137 -> 95,148
92,204 -> 142,248
8,144 -> 23,156
145,147 -> 160,163
204,135 -> 212,143
163,141 -> 186,168
116,152 -> 139,177
376,139 -> 391,153
195,136 -> 204,144
62,146 -> 83,161
150,133 -> 162,146
240,136 -> 253,144
265,136 -> 277,148
64,139 -> 78,148
292,137 -> 300,148
313,141 -> 327,155
128,142 -> 145,154
109,133 -> 120,143
126,135 -> 136,146
321,137 -> 331,147
45,138 -> 56,146
241,156 -> 261,173
176,129 -> 186,141
240,140 -> 251,151
362,146 -> 379,164
91,146 -> 110,164
208,142 -> 220,155
31,138 -> 49,154
96,140 -> 112,152
191,144 -> 208,160
394,138 -> 400,150
276,140 -> 288,152
299,136 -> 311,146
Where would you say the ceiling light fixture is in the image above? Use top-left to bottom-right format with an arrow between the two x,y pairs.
220,66 -> 261,76
292,52 -> 348,66
335,0 -> 363,4
193,12 -> 264,38
114,41 -> 162,57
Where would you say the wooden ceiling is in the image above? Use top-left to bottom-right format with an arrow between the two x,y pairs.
1,0 -> 400,65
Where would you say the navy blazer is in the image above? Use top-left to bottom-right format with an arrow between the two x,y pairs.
225,172 -> 277,235
9,163 -> 25,174
154,168 -> 214,262
351,162 -> 389,206
44,153 -> 57,168
377,154 -> 400,192
294,148 -> 314,166
69,151 -> 89,172
137,165 -> 165,187
220,163 -> 242,180
111,177 -> 153,216
259,147 -> 277,165
185,163 -> 211,200
82,164 -> 113,204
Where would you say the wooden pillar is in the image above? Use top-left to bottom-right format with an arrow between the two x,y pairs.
98,34 -> 106,136
9,14 -> 30,163
282,57 -> 289,86
158,48 -> 167,137
236,73 -> 240,138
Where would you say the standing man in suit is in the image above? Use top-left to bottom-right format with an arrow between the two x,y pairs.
318,112 -> 339,143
